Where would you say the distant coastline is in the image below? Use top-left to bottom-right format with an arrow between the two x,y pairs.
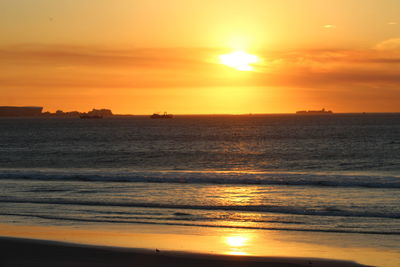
0,106 -> 43,117
0,106 -> 113,118
0,106 -> 399,117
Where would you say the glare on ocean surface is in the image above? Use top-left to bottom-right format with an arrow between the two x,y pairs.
224,235 -> 250,255
219,51 -> 258,71
225,236 -> 247,247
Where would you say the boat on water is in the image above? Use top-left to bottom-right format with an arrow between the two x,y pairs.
296,108 -> 333,115
150,112 -> 173,119
80,115 -> 103,119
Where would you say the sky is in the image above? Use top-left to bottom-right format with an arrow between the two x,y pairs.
1,0 -> 399,114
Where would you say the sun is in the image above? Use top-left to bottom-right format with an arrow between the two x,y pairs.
219,51 -> 258,71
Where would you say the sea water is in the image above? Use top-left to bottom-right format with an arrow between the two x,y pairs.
0,115 -> 399,256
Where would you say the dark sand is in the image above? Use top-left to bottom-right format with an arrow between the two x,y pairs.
0,237 -> 369,267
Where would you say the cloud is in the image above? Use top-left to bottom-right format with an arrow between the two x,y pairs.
375,38 -> 400,51
0,45 -> 218,70
0,44 -> 400,91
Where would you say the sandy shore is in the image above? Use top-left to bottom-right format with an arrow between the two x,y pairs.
0,236 -> 369,267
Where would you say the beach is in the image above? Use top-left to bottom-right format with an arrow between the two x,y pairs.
0,235 -> 367,267
1,223 -> 398,266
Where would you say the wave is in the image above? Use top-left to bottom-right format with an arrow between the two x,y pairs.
1,198 -> 399,219
0,168 -> 399,188
1,211 -> 399,236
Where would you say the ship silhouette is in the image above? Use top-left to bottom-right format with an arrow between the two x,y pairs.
150,112 -> 173,119
296,108 -> 333,115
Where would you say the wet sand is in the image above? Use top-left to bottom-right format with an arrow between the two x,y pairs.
0,236 -> 368,267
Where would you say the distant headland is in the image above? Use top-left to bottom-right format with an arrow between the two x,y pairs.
0,106 -> 43,117
1,106 -> 398,117
0,106 -> 113,117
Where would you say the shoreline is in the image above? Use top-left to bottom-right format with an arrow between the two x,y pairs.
0,223 -> 395,266
0,236 -> 368,267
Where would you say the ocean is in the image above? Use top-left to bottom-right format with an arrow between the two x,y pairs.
0,114 -> 399,249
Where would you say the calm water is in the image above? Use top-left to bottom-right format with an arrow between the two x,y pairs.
0,115 -> 399,236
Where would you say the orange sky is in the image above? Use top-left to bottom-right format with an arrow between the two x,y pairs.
0,0 -> 399,114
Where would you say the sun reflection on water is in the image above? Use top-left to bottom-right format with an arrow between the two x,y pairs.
226,236 -> 247,247
224,234 -> 252,255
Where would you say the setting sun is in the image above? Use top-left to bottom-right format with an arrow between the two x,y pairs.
219,51 -> 259,71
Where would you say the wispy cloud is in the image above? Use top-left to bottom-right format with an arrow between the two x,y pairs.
1,41 -> 400,90
0,45 -> 215,70
375,38 -> 400,51
323,24 -> 337,29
